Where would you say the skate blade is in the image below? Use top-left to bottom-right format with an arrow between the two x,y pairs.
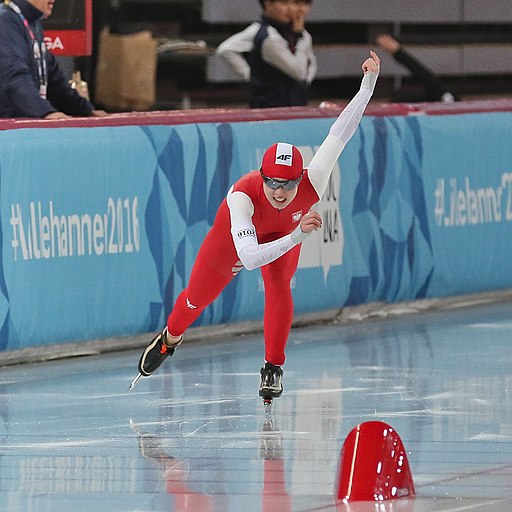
262,397 -> 273,412
128,373 -> 143,391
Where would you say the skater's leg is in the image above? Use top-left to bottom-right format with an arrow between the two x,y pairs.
167,255 -> 234,336
167,215 -> 238,336
137,224 -> 237,380
258,245 -> 300,401
260,245 -> 301,366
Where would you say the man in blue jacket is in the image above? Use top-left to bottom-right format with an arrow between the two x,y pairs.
0,0 -> 106,119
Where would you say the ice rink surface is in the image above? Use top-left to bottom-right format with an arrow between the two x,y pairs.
1,301 -> 512,511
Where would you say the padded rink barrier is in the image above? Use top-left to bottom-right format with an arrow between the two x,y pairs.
1,100 -> 512,354
335,421 -> 415,503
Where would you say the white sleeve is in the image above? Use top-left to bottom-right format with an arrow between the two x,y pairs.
216,23 -> 260,81
308,70 -> 379,198
227,187 -> 308,271
261,27 -> 310,82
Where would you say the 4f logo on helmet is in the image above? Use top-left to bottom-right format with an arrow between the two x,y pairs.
274,143 -> 293,167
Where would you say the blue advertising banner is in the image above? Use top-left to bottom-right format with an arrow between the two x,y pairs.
0,127 -> 159,349
333,115 -> 435,307
1,110 -> 511,351
419,113 -> 512,296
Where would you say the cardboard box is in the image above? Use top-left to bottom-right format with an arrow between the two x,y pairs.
95,28 -> 157,111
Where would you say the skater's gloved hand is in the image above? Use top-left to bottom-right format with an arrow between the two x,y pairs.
300,210 -> 322,233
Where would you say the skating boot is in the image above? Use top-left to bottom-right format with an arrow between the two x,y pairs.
259,362 -> 283,407
128,327 -> 183,390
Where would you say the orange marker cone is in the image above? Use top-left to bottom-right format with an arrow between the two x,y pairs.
335,421 -> 415,502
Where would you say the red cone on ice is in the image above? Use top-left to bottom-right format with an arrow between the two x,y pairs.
335,421 -> 415,502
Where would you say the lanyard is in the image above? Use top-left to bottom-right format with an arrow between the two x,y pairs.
5,0 -> 48,98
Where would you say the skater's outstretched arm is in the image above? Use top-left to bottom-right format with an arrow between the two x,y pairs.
228,52 -> 379,272
308,51 -> 380,198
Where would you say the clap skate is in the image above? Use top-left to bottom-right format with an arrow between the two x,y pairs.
128,327 -> 183,391
259,362 -> 283,408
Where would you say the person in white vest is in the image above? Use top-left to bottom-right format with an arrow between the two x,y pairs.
216,0 -> 317,108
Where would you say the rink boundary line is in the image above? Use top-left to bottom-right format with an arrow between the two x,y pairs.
2,288 -> 512,367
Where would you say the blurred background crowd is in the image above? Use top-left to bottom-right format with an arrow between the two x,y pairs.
31,0 -> 512,111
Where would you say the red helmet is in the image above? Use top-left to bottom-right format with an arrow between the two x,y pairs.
261,143 -> 304,180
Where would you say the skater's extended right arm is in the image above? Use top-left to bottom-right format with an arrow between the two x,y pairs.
308,51 -> 380,198
227,52 -> 380,272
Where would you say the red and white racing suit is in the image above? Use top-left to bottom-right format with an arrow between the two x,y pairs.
166,70 -> 378,365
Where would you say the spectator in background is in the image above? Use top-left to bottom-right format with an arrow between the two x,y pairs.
216,0 -> 317,108
376,33 -> 460,103
0,0 -> 107,119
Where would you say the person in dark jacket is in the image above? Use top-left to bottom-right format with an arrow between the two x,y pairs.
249,0 -> 315,108
0,0 -> 106,119
376,33 -> 460,103
217,0 -> 316,109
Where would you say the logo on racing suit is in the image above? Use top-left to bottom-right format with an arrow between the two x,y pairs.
236,228 -> 255,240
292,211 -> 302,223
186,298 -> 197,310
